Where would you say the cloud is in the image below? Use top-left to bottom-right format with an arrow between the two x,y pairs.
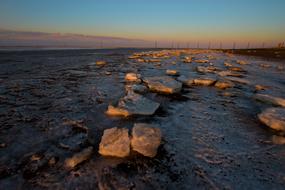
0,28 -> 151,48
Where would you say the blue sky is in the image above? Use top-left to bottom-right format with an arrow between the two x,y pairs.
0,0 -> 284,45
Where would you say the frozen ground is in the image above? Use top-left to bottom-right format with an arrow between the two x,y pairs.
0,48 -> 285,189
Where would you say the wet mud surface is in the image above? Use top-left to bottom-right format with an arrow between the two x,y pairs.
0,48 -> 285,189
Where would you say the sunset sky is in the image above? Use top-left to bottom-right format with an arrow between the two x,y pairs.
0,0 -> 284,48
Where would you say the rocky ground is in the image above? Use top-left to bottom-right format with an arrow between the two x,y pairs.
0,48 -> 285,189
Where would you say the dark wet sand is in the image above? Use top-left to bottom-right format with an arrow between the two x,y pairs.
0,49 -> 285,189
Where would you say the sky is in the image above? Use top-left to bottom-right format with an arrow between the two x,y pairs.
0,0 -> 284,48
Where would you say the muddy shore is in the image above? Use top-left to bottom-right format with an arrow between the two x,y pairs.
0,48 -> 285,189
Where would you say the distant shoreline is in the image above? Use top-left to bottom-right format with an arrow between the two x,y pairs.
223,48 -> 285,61
1,46 -> 284,61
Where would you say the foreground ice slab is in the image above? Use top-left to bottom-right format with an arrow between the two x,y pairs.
215,80 -> 235,89
196,66 -> 216,73
254,94 -> 285,107
177,75 -> 195,87
143,76 -> 182,94
225,76 -> 250,85
193,77 -> 216,86
272,135 -> 285,145
166,69 -> 180,76
195,59 -> 209,63
106,92 -> 160,117
64,146 -> 94,169
125,84 -> 148,94
258,108 -> 285,132
125,73 -> 142,83
96,61 -> 107,66
99,127 -> 130,157
131,123 -> 162,157
228,66 -> 246,73
217,70 -> 243,77
236,60 -> 248,65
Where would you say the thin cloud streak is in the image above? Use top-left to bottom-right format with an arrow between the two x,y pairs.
0,29 -> 152,48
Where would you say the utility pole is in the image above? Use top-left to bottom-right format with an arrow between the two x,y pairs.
247,42 -> 250,49
111,40 -> 115,49
233,42 -> 236,50
262,42 -> 265,49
